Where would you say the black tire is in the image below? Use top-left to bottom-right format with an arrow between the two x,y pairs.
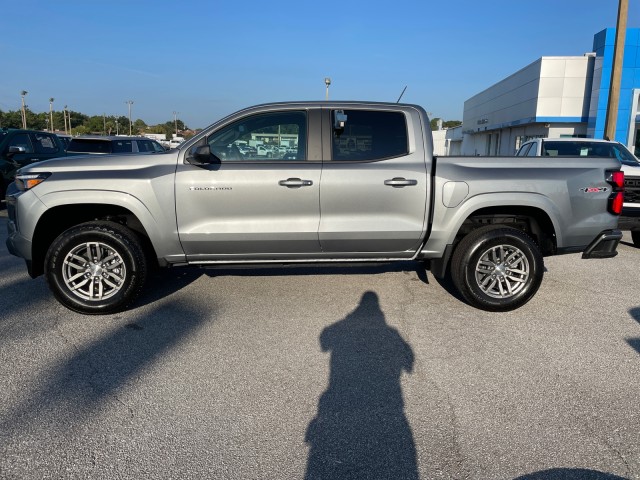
632,231 -> 640,248
450,225 -> 544,312
45,221 -> 148,315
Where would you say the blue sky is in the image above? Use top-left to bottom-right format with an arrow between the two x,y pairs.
2,0 -> 640,129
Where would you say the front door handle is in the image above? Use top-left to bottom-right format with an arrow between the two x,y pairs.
279,178 -> 313,188
384,177 -> 418,188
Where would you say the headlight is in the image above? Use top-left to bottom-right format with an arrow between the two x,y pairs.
15,172 -> 51,191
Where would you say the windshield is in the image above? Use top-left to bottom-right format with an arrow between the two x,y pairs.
542,140 -> 640,166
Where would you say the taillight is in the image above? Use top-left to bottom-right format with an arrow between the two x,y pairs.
606,169 -> 624,215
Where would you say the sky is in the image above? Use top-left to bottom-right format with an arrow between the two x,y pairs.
3,0 -> 640,130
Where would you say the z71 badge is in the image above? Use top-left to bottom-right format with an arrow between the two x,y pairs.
579,187 -> 609,193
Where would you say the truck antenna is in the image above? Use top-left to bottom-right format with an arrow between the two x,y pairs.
396,86 -> 407,103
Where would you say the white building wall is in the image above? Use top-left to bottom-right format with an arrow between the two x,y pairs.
461,55 -> 594,156
432,126 -> 463,156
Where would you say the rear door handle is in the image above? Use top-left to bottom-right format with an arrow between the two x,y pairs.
384,177 -> 418,188
278,178 -> 313,188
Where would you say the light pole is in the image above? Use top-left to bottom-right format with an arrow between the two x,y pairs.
173,111 -> 179,136
125,100 -> 134,136
103,113 -> 106,136
63,105 -> 68,134
20,91 -> 28,129
49,98 -> 55,132
324,77 -> 331,101
604,0 -> 628,140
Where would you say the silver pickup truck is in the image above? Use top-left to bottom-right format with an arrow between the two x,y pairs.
5,102 -> 624,314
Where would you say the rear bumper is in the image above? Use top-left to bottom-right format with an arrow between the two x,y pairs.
617,207 -> 640,231
581,229 -> 622,259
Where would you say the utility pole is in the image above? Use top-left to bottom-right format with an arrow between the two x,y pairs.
173,111 -> 179,135
49,98 -> 55,132
125,100 -> 134,136
604,0 -> 628,140
63,105 -> 68,134
20,91 -> 28,129
103,113 -> 106,136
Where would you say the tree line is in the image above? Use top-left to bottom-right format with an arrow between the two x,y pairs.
430,118 -> 462,130
0,108 -> 191,140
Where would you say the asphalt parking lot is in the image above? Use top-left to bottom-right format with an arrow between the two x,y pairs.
1,207 -> 639,480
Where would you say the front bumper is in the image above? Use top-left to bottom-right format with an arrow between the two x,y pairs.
581,229 -> 622,259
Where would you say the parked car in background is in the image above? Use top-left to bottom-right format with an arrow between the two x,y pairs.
66,136 -> 167,154
516,137 -> 640,247
1,128 -> 67,200
168,139 -> 184,149
56,134 -> 72,150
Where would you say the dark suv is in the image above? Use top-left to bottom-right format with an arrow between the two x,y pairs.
1,128 -> 67,200
66,136 -> 167,154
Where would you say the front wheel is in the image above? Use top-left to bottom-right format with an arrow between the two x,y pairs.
450,225 -> 544,312
45,221 -> 148,314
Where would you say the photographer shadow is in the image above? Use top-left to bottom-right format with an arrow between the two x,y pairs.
305,291 -> 418,480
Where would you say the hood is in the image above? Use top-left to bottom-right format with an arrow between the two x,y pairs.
19,151 -> 178,174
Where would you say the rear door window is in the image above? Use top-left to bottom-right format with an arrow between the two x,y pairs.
111,140 -> 133,153
32,133 -> 60,154
67,139 -> 112,153
331,110 -> 408,161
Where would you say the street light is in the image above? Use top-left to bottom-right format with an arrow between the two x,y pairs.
324,77 -> 331,101
20,91 -> 28,129
63,105 -> 68,134
173,111 -> 179,135
125,100 -> 134,136
49,98 -> 55,132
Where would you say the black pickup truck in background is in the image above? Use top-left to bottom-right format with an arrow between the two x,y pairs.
0,129 -> 68,200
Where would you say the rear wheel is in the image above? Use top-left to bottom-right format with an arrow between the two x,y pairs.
631,231 -> 640,248
451,225 -> 544,312
45,221 -> 147,314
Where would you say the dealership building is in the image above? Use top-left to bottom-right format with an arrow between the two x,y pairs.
458,28 -> 640,156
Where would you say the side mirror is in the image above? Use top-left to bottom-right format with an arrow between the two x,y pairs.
186,145 -> 220,166
7,146 -> 26,157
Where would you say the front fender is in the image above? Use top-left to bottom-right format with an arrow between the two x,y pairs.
33,189 -> 184,262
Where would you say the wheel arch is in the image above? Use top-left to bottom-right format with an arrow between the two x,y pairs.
31,203 -> 157,278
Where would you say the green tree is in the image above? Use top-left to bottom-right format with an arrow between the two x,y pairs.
133,119 -> 147,134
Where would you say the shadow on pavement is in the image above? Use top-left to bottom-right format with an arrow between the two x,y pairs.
514,468 -> 628,479
0,298 -> 213,443
304,291 -> 418,480
627,307 -> 640,356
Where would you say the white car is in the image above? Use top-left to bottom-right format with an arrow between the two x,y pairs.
517,137 -> 640,246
